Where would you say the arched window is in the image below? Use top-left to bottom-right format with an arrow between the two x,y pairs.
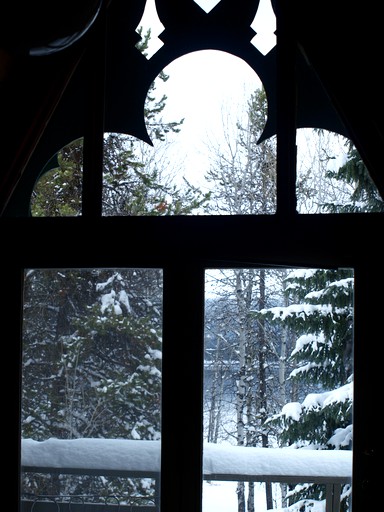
1,1 -> 381,511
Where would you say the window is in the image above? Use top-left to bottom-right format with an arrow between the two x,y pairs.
21,268 -> 162,508
1,1 -> 381,511
203,267 -> 353,510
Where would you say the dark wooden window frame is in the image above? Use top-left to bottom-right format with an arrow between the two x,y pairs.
5,213 -> 382,512
1,2 -> 380,511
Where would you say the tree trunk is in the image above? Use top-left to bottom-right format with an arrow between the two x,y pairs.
247,482 -> 255,512
237,482 -> 246,512
235,270 -> 247,451
207,336 -> 225,443
258,270 -> 274,510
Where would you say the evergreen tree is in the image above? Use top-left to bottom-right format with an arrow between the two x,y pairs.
30,140 -> 83,216
323,141 -> 384,212
102,132 -> 209,216
296,129 -> 384,213
256,268 -> 353,510
22,268 -> 162,502
76,270 -> 162,441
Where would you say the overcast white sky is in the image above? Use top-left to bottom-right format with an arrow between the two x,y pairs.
136,0 -> 276,189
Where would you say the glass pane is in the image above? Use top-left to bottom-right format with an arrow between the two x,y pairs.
101,51 -> 275,217
21,268 -> 162,511
140,52 -> 275,216
296,129 -> 384,213
203,268 -> 353,511
30,139 -> 83,217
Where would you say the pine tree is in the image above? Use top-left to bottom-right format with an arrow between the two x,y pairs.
257,268 -> 353,510
76,270 -> 162,441
30,140 -> 83,216
21,268 -> 163,502
323,141 -> 384,212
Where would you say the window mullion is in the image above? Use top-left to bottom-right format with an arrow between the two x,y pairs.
5,263 -> 24,506
161,263 -> 205,512
82,6 -> 107,218
352,264 -> 379,510
275,0 -> 297,216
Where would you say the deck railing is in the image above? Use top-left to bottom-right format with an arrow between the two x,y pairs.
21,439 -> 352,512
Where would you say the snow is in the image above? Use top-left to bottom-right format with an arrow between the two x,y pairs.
21,438 -> 352,481
99,290 -> 121,315
278,383 -> 354,418
291,333 -> 326,356
203,481 -> 276,512
302,383 -> 353,411
281,402 -> 302,421
329,425 -> 353,449
203,481 -> 239,512
22,439 -> 351,511
202,443 -> 351,480
22,438 -> 161,473
259,303 -> 333,322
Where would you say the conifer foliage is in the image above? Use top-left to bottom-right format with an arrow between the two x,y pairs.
323,141 -> 384,213
257,268 -> 353,509
22,268 -> 163,501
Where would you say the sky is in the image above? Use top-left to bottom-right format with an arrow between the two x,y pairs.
22,438 -> 352,511
134,1 -> 357,212
135,0 -> 276,190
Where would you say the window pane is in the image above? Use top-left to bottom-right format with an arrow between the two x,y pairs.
30,49 -> 275,218
138,51 -> 276,216
30,139 -> 83,217
21,268 -> 162,511
296,129 -> 384,214
203,268 -> 353,511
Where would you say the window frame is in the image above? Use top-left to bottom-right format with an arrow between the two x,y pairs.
2,2 -> 380,510
5,212 -> 382,511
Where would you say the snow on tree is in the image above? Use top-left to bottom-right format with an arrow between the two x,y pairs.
323,141 -> 384,213
256,268 -> 353,510
21,268 -> 163,501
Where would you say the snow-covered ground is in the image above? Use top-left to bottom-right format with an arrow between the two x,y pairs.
203,481 -> 244,512
203,480 -> 326,512
203,480 -> 271,512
